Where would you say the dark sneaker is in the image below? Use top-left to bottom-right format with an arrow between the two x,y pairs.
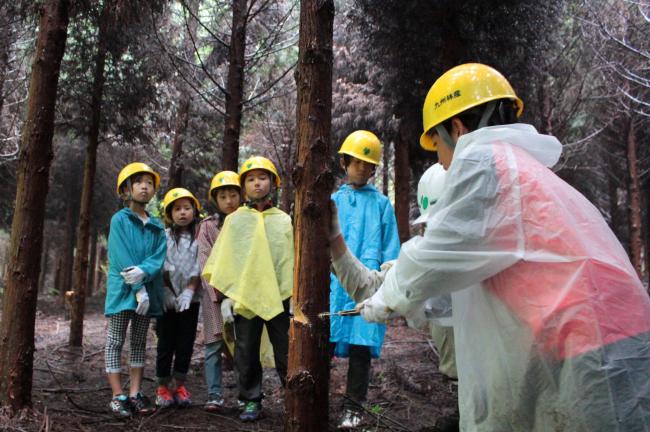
239,401 -> 262,422
173,385 -> 192,407
204,394 -> 225,412
338,409 -> 362,429
156,385 -> 175,408
130,392 -> 156,415
110,394 -> 132,417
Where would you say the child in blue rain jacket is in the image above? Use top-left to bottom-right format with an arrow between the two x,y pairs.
330,131 -> 400,428
105,162 -> 166,417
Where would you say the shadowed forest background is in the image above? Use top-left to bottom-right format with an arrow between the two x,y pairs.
0,0 -> 648,430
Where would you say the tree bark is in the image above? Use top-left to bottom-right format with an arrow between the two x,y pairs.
69,5 -> 109,346
38,235 -> 50,295
285,1 -> 334,430
167,0 -> 198,189
221,0 -> 248,171
86,226 -> 98,298
0,0 -> 69,410
61,192 -> 76,303
95,245 -> 107,294
626,118 -> 642,277
394,121 -> 411,242
382,139 -> 390,196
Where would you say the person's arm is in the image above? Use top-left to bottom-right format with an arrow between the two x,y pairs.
370,151 -> 524,319
380,199 -> 401,262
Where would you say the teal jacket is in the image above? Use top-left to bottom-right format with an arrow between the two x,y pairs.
105,207 -> 166,317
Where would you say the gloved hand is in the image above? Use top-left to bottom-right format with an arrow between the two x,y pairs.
121,266 -> 146,285
329,200 -> 341,241
358,290 -> 392,323
163,293 -> 176,312
175,288 -> 194,312
135,288 -> 150,315
221,298 -> 235,324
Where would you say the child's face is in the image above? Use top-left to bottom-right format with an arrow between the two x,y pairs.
244,169 -> 272,200
131,173 -> 155,202
171,198 -> 195,227
341,156 -> 375,187
216,187 -> 241,215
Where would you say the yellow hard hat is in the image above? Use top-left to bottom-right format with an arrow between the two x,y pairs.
163,188 -> 201,223
116,162 -> 161,195
239,156 -> 281,186
209,171 -> 240,202
420,63 -> 524,151
338,130 -> 382,165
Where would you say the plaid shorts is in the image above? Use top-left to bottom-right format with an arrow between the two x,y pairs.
105,310 -> 150,373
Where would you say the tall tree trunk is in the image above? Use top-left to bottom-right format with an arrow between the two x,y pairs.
285,1 -> 334,430
38,235 -> 50,294
382,139 -> 390,196
394,121 -> 411,242
86,226 -> 98,298
61,195 -> 76,303
167,0 -> 198,189
167,98 -> 189,189
69,9 -> 109,346
222,0 -> 247,171
0,0 -> 69,410
626,118 -> 642,277
95,245 -> 107,294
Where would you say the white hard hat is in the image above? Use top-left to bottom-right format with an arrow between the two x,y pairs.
413,163 -> 447,225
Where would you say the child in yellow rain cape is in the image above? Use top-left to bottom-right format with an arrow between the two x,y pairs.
202,156 -> 292,423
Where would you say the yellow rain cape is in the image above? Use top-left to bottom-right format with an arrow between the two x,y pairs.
202,206 -> 293,321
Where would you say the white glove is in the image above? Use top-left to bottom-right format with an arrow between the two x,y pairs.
175,288 -> 194,312
359,289 -> 392,323
221,298 -> 235,324
121,266 -> 146,285
329,200 -> 342,241
163,293 -> 176,312
135,288 -> 150,315
332,247 -> 395,302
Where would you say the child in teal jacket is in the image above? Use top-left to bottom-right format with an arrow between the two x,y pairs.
105,162 -> 166,417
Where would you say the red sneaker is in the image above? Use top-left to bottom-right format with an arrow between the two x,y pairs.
155,386 -> 174,408
174,385 -> 192,407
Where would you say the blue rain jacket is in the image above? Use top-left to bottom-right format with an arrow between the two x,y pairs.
330,184 -> 400,358
105,207 -> 166,317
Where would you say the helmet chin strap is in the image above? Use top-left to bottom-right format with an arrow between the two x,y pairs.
434,100 -> 498,150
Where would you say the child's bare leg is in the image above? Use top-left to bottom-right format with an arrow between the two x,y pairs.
108,372 -> 122,397
130,366 -> 143,396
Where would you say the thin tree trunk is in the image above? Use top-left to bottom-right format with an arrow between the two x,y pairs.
86,226 -> 98,298
96,244 -> 107,294
167,0 -> 198,189
626,118 -> 642,277
61,196 -> 75,303
382,139 -> 390,196
38,235 -> 50,294
167,97 -> 189,189
222,0 -> 248,171
54,256 -> 63,297
285,1 -> 334,430
0,0 -> 69,410
69,9 -> 109,346
395,121 -> 411,242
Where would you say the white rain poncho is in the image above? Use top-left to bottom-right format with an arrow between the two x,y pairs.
378,124 -> 650,431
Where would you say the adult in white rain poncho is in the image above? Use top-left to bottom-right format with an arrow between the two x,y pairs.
337,63 -> 650,432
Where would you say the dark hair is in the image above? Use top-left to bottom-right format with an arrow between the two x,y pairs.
341,154 -> 377,175
442,98 -> 519,133
211,185 -> 241,207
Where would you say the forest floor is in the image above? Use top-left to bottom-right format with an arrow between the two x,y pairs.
1,296 -> 458,432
